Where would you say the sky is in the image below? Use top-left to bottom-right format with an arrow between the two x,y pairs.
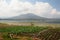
0,0 -> 60,18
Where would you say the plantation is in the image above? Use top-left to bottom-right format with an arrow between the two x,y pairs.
0,26 -> 48,33
0,23 -> 60,40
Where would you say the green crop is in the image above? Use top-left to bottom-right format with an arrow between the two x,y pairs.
0,26 -> 48,33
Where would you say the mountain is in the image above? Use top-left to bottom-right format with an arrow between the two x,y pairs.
10,13 -> 46,19
0,13 -> 60,23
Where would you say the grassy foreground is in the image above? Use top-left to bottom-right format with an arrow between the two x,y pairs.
0,26 -> 48,33
0,23 -> 60,40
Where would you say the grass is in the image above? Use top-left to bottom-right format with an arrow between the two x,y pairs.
0,26 -> 48,33
0,23 -> 60,40
0,23 -> 49,40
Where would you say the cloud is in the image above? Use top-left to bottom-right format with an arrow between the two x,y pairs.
0,0 -> 60,18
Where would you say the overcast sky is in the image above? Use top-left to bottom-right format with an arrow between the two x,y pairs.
0,0 -> 60,18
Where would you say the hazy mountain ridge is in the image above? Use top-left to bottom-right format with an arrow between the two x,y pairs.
0,13 -> 60,23
9,13 -> 47,19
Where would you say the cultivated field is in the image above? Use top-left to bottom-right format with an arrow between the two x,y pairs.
0,23 -> 60,40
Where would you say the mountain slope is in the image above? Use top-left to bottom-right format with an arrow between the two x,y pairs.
10,13 -> 46,19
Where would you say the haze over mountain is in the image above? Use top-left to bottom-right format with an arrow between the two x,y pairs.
0,13 -> 60,23
9,13 -> 60,23
0,13 -> 60,20
10,13 -> 46,19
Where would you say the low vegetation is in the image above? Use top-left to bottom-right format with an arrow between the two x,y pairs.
0,23 -> 60,40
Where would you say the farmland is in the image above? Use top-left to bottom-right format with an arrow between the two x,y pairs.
0,23 -> 60,40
